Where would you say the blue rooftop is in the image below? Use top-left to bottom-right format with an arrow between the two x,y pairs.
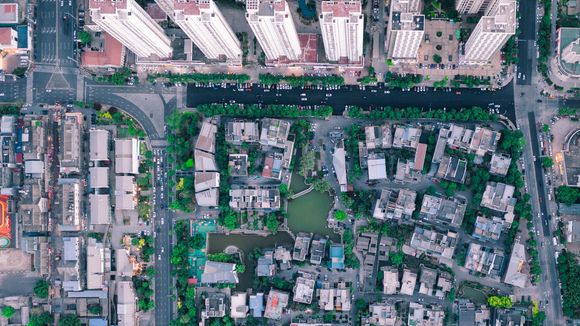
16,25 -> 27,49
329,244 -> 345,269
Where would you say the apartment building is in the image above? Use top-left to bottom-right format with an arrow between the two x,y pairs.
319,0 -> 364,63
455,0 -> 503,15
90,0 -> 172,58
461,0 -> 516,64
246,0 -> 302,61
158,0 -> 242,60
387,0 -> 424,62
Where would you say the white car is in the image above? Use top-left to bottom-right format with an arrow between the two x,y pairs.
158,255 -> 161,261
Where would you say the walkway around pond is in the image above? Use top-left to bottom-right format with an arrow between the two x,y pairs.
289,184 -> 314,199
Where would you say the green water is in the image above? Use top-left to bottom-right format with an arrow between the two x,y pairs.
207,232 -> 294,290
287,174 -> 338,242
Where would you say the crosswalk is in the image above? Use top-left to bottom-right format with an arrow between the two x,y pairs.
40,27 -> 56,33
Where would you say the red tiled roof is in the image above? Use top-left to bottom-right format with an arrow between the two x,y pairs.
81,33 -> 125,67
146,3 -> 167,20
414,143 -> 427,171
321,0 -> 361,17
262,156 -> 273,178
89,0 -> 128,14
0,27 -> 13,46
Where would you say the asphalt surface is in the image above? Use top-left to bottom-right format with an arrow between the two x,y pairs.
85,83 -> 163,139
152,148 -> 172,326
527,112 -> 551,235
186,82 -> 516,122
0,77 -> 26,103
33,0 -> 78,66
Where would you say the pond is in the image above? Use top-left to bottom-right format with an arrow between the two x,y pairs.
207,232 -> 294,290
287,174 -> 339,242
297,0 -> 316,19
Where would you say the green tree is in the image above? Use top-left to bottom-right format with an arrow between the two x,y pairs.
11,67 -> 27,77
145,266 -> 156,277
542,157 -> 554,168
278,184 -> 288,196
388,251 -> 404,266
88,305 -> 102,315
59,314 -> 81,326
78,31 -> 92,45
28,312 -> 53,326
313,179 -> 331,193
355,298 -> 368,311
235,264 -> 246,273
1,306 -> 14,319
190,233 -> 206,249
557,186 -> 580,205
223,213 -> 239,230
334,210 -> 347,222
487,295 -> 512,308
433,54 -> 442,63
266,215 -> 279,234
542,124 -> 550,133
34,280 -> 49,298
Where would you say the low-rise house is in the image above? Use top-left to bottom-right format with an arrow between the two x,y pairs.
196,119 -> 218,153
202,292 -> 227,319
432,127 -> 450,164
368,152 -> 387,180
365,124 -> 392,149
400,269 -> 417,296
458,300 -> 491,326
408,227 -> 458,263
117,281 -> 137,326
503,240 -> 527,288
392,125 -> 422,149
229,186 -> 280,211
418,267 -> 438,296
446,124 -> 474,150
114,138 -> 139,175
567,220 -> 580,243
469,127 -> 501,156
481,182 -> 516,225
260,118 -> 291,148
293,270 -> 317,304
229,154 -> 248,176
256,250 -> 276,277
226,120 -> 260,144
264,289 -> 289,320
363,303 -> 397,326
435,272 -> 453,299
419,195 -> 466,227
329,244 -> 345,269
293,233 -> 312,261
473,215 -> 505,241
195,172 -> 220,207
465,243 -> 499,275
309,236 -> 327,265
262,151 -> 284,179
86,238 -> 107,290
274,246 -> 292,270
395,158 -> 422,183
249,293 -> 264,318
436,155 -> 468,184
407,302 -> 445,326
489,153 -> 512,176
318,281 -> 351,311
414,143 -> 428,172
201,261 -> 239,285
333,140 -> 348,192
382,267 -> 400,295
373,188 -> 417,220
230,292 -> 248,319
89,128 -> 110,162
89,194 -> 112,226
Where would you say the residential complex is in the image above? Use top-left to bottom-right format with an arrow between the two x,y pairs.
89,0 -> 173,58
386,0 -> 424,62
246,0 -> 302,61
160,0 -> 242,60
319,0 -> 364,63
462,0 -> 516,64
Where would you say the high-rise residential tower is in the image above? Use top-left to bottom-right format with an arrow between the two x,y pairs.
386,0 -> 424,62
456,0 -> 503,14
461,0 -> 516,64
246,0 -> 302,61
89,0 -> 172,58
155,0 -> 242,60
319,0 -> 364,63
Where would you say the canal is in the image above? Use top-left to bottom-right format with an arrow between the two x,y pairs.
207,232 -> 294,290
287,174 -> 339,242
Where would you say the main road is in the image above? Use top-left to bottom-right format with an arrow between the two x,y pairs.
187,82 -> 516,122
514,0 -> 564,324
